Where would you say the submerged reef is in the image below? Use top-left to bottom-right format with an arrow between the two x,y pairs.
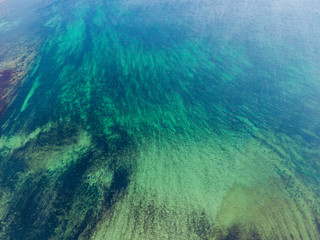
0,69 -> 13,114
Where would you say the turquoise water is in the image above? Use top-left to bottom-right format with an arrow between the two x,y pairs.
1,0 -> 320,239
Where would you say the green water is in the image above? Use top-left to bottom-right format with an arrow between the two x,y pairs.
0,0 -> 320,239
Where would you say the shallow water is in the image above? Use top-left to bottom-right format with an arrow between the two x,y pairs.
0,0 -> 320,239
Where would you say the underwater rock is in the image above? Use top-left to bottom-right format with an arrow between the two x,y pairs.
0,68 -> 16,116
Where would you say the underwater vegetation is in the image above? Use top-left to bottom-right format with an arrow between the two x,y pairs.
0,0 -> 320,239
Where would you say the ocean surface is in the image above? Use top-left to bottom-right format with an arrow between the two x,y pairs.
0,0 -> 320,239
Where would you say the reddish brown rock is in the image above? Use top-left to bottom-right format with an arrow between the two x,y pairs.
0,69 -> 13,85
0,49 -> 38,117
0,68 -> 21,116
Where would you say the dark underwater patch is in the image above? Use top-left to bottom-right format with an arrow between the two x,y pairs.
5,174 -> 50,240
0,115 -> 136,239
214,224 -> 261,240
188,210 -> 213,240
0,150 -> 27,190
